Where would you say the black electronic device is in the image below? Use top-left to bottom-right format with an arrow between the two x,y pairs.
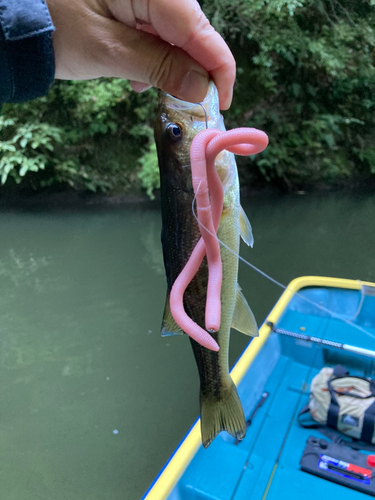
300,436 -> 375,496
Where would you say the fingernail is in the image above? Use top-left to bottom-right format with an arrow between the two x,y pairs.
179,70 -> 209,103
130,81 -> 152,93
137,84 -> 152,93
221,87 -> 233,111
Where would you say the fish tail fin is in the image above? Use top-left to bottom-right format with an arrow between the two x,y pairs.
200,378 -> 246,449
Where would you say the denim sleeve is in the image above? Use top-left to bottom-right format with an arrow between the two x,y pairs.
0,0 -> 55,103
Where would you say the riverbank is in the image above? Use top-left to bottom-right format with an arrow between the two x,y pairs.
1,174 -> 374,211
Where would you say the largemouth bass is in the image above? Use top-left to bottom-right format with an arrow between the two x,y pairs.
154,82 -> 259,448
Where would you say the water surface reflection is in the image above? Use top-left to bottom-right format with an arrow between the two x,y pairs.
0,193 -> 374,499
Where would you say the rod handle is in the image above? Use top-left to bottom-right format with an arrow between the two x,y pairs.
344,344 -> 375,359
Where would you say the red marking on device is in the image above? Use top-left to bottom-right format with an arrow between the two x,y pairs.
347,462 -> 372,477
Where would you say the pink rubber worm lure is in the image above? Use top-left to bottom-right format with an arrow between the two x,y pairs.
169,127 -> 269,351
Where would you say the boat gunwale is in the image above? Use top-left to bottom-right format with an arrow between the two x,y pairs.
142,275 -> 375,500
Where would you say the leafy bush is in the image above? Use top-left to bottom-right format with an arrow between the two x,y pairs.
0,116 -> 62,184
0,80 -> 157,193
1,0 -> 374,196
138,143 -> 160,199
202,0 -> 375,187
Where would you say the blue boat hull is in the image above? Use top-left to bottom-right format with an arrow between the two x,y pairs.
144,277 -> 375,500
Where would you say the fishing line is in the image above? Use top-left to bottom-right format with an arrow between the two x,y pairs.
189,103 -> 374,340
195,102 -> 209,129
190,193 -> 375,342
348,282 -> 366,321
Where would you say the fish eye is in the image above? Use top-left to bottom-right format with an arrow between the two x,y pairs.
167,123 -> 182,142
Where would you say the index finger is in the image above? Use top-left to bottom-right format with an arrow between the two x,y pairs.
149,0 -> 236,110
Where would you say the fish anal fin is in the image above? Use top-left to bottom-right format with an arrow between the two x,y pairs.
200,378 -> 246,448
231,284 -> 259,337
161,295 -> 184,337
239,205 -> 254,248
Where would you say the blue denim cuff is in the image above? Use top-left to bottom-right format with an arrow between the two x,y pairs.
0,0 -> 55,103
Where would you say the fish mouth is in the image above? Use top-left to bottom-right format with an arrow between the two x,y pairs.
158,81 -> 220,126
160,80 -> 216,108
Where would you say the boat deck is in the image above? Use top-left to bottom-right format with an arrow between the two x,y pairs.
168,285 -> 375,500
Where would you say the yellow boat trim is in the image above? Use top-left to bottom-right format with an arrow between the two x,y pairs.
144,276 -> 375,500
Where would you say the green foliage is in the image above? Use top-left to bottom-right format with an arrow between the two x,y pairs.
0,116 -> 62,184
0,79 -> 157,193
138,143 -> 160,199
201,0 -> 375,187
1,0 -> 375,196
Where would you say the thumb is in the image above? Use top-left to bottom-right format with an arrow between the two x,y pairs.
101,22 -> 209,102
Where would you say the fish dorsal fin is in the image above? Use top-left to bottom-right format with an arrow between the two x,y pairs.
239,205 -> 254,248
231,284 -> 259,337
161,295 -> 184,337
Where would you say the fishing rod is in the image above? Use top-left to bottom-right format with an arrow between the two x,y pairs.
234,391 -> 269,445
266,321 -> 375,359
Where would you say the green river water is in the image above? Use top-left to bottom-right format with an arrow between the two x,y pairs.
0,192 -> 374,499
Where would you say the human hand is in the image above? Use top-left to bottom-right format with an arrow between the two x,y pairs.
46,0 -> 236,109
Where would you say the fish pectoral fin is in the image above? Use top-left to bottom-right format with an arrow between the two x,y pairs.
161,295 -> 184,337
239,205 -> 254,248
231,284 -> 259,337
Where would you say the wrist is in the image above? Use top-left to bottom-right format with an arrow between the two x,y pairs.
0,0 -> 55,102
